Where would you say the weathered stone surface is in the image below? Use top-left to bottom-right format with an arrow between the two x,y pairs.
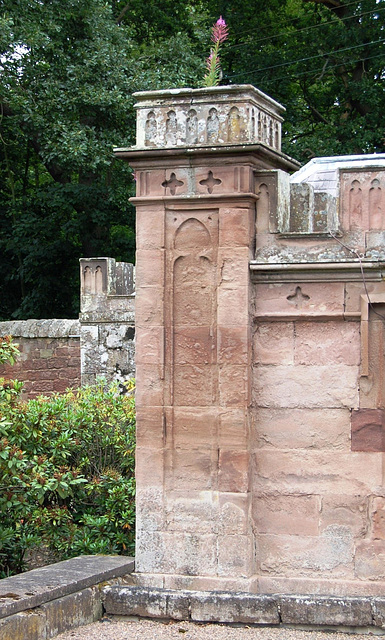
294,321 -> 360,365
0,556 -> 134,620
189,591 -> 279,624
320,495 -> 369,538
0,610 -> 46,640
351,409 -> 385,452
253,322 -> 294,365
42,587 -> 102,639
102,586 -> 190,620
254,494 -> 320,536
279,595 -> 372,627
372,597 -> 385,628
253,364 -> 358,408
355,540 -> 385,580
254,282 -> 345,317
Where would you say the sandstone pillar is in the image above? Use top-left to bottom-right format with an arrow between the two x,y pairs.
115,85 -> 298,590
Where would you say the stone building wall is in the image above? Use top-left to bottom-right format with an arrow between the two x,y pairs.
0,319 -> 81,398
118,83 -> 385,598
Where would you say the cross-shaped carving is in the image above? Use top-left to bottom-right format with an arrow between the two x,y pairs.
199,170 -> 222,194
162,172 -> 184,195
287,286 -> 310,309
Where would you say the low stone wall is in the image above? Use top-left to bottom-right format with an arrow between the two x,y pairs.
0,320 -> 81,398
0,555 -> 134,640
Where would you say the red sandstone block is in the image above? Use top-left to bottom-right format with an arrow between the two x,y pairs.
219,364 -> 249,407
254,494 -> 320,536
173,326 -> 216,365
351,409 -> 385,452
253,408 -> 351,451
173,364 -> 215,406
218,493 -> 250,535
254,282 -> 345,317
29,359 -> 49,370
58,369 -> 80,381
135,286 -> 164,327
320,495 -> 369,538
31,381 -> 54,393
164,493 -> 218,534
219,409 -> 248,449
355,540 -> 385,580
173,288 -> 215,327
371,497 -> 385,540
135,249 -> 165,288
135,326 -> 163,365
136,406 -> 164,448
165,446 -> 215,491
217,287 -> 249,327
253,322 -> 294,365
253,450 -> 383,496
136,204 -> 165,250
218,248 -> 251,287
218,327 -> 249,365
218,450 -> 249,493
219,207 -> 254,247
53,379 -> 73,393
135,364 -> 164,407
253,364 -> 358,409
172,407 -> 218,447
295,321 -> 360,366
136,446 -> 164,488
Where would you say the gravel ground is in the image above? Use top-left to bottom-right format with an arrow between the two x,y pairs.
55,618 -> 382,640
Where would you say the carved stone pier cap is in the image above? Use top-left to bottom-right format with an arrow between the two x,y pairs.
120,84 -> 286,152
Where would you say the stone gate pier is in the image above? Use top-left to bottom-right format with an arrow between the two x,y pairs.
115,84 -> 385,599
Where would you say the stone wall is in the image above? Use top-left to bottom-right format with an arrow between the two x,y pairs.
0,320 -> 81,398
118,83 -> 385,598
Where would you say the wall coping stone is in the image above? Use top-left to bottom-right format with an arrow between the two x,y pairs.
0,555 -> 134,619
0,319 -> 80,339
102,585 -> 385,630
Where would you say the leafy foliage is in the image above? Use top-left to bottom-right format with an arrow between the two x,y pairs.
0,339 -> 136,576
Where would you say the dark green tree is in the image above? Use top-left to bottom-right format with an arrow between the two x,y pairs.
0,0 -> 206,319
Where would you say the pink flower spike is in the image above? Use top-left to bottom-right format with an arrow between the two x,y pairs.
211,15 -> 228,44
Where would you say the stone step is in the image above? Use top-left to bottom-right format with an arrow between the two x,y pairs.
102,585 -> 385,630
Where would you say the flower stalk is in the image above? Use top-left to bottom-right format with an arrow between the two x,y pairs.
203,16 -> 229,87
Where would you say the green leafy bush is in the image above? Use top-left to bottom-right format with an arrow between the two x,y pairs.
0,336 -> 135,577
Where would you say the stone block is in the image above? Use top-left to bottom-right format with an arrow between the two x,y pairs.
279,594 -> 372,627
135,406 -> 164,448
253,494 -> 320,536
253,322 -> 294,365
166,447 -> 214,491
218,248 -> 251,286
217,291 -> 249,330
371,497 -> 385,540
254,364 -> 358,409
173,288 -> 214,326
218,409 -> 248,448
258,527 -> 354,578
254,282 -> 345,317
42,588 -> 102,639
189,591 -> 279,624
136,204 -> 165,249
351,409 -> 385,452
355,540 -> 385,580
0,610 -> 46,640
162,532 -> 217,576
320,495 -> 369,538
172,407 -> 218,447
218,327 -> 249,364
135,286 -> 164,328
253,450 -> 383,495
135,487 -> 164,532
135,326 -> 163,364
290,183 -> 314,233
135,250 -> 164,288
372,597 -> 385,628
135,530 -> 165,573
135,363 -> 164,407
219,364 -> 249,407
219,207 -> 254,247
136,446 -> 164,488
173,364 -> 214,406
102,586 -> 190,620
294,321 -> 360,365
218,493 -> 250,535
253,408 -> 351,450
218,450 -> 249,493
217,534 -> 255,577
173,326 -> 216,365
164,492 -> 218,533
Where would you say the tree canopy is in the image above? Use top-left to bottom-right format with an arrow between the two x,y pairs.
1,0 -> 384,319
